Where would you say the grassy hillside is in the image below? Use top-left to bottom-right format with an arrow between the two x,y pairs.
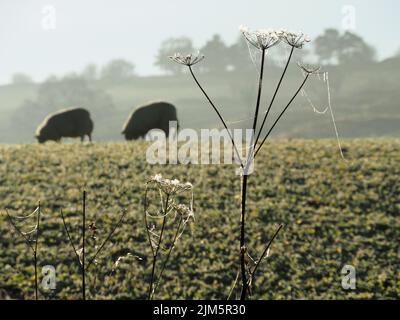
0,139 -> 399,299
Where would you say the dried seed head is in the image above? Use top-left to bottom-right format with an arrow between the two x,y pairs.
279,29 -> 311,49
148,174 -> 193,195
297,62 -> 323,75
239,25 -> 281,50
169,53 -> 205,66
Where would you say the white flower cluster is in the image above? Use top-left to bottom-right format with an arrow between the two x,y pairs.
149,174 -> 193,195
240,25 -> 311,50
169,53 -> 205,66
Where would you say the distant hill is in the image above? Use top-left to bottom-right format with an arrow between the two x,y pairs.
0,58 -> 399,144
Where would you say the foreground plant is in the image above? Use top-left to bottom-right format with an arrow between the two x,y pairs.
5,203 -> 41,300
144,174 -> 194,300
60,190 -> 127,300
170,26 -> 321,300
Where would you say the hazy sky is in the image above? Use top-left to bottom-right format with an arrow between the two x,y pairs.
0,0 -> 399,84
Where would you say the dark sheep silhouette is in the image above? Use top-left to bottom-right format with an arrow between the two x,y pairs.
35,107 -> 94,143
122,101 -> 179,140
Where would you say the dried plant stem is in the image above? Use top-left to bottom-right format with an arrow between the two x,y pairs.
61,191 -> 126,300
153,216 -> 183,296
188,66 -> 244,169
251,48 -> 266,145
5,203 -> 41,300
60,209 -> 81,263
227,269 -> 240,300
240,49 -> 266,301
255,46 -> 294,146
147,195 -> 169,300
82,190 -> 86,300
249,224 -> 283,288
239,174 -> 249,300
255,74 -> 310,157
33,202 -> 41,300
86,209 -> 127,270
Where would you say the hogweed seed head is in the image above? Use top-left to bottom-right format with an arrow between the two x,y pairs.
297,62 -> 323,75
279,29 -> 311,49
149,174 -> 193,195
169,53 -> 205,66
239,25 -> 280,50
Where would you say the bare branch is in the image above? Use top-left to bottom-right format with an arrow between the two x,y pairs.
250,224 -> 284,283
60,209 -> 81,266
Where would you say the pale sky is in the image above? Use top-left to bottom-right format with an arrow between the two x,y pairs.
0,0 -> 399,84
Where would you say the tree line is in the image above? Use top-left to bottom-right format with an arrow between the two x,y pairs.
155,28 -> 379,74
10,28 -> 383,85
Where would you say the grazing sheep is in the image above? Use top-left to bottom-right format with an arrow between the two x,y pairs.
122,102 -> 179,140
35,107 -> 94,143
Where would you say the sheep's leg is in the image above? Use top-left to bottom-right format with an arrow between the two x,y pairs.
81,136 -> 85,142
88,134 -> 92,142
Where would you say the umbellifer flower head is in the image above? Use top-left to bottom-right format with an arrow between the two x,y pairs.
148,174 -> 193,195
169,53 -> 205,66
279,29 -> 311,49
239,25 -> 280,50
297,62 -> 323,75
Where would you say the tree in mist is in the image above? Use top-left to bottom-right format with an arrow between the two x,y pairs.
81,64 -> 98,81
100,59 -> 135,82
314,29 -> 341,64
200,34 -> 229,73
226,35 -> 254,73
337,31 -> 376,65
314,29 -> 376,65
155,37 -> 195,74
11,73 -> 33,85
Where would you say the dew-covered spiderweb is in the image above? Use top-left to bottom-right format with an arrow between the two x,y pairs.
299,70 -> 346,160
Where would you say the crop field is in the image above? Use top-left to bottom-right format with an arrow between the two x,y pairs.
0,139 -> 399,300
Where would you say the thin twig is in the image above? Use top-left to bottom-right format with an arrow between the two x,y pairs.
60,209 -> 81,264
148,195 -> 169,300
86,209 -> 128,270
153,216 -> 183,295
144,187 -> 156,257
255,74 -> 310,157
250,224 -> 284,280
239,174 -> 248,300
82,190 -> 86,300
255,46 -> 294,146
33,202 -> 41,300
251,48 -> 266,144
227,269 -> 240,300
188,66 -> 244,169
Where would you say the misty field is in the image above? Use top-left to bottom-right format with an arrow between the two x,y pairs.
0,139 -> 399,299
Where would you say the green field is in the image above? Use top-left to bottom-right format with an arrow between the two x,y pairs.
0,139 -> 399,299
